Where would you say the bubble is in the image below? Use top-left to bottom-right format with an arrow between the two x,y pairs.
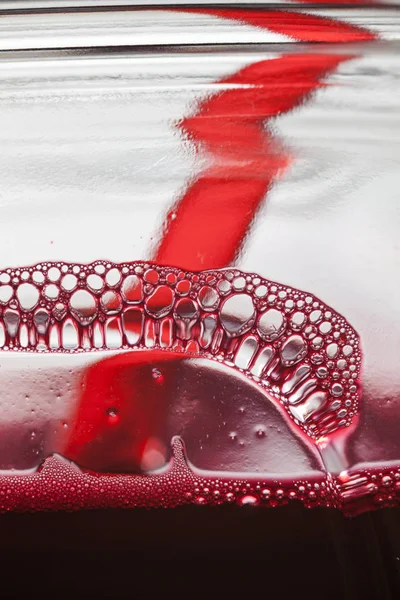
144,269 -> 159,284
280,335 -> 307,366
94,264 -> 106,275
44,284 -> 59,300
0,285 -> 13,305
304,325 -> 317,340
32,271 -> 45,284
311,336 -> 323,349
220,294 -> 256,337
104,268 -> 121,288
255,285 -> 268,298
16,283 -> 39,311
240,495 -> 258,506
331,383 -> 344,397
176,279 -> 191,295
145,285 -> 174,319
53,303 -> 67,321
255,426 -> 266,438
257,308 -> 285,341
69,290 -> 97,325
100,291 -> 122,314
326,343 -> 339,358
310,310 -> 322,324
174,298 -> 198,320
4,309 -> 19,337
233,276 -> 246,291
47,267 -> 61,282
87,274 -> 104,294
33,308 -> 50,335
61,274 -> 77,292
317,367 -> 328,378
319,321 -> 332,334
152,368 -> 163,380
121,275 -> 143,304
291,311 -> 305,330
198,286 -> 219,312
0,273 -> 10,284
285,299 -> 294,310
217,280 -> 231,295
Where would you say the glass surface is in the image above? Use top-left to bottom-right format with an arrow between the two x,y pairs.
0,1 -> 399,514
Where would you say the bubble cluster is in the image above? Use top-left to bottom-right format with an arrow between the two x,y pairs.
0,261 -> 362,439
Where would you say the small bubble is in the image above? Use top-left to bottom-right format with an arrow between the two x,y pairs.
152,368 -> 164,384
255,426 -> 266,438
240,495 -> 258,506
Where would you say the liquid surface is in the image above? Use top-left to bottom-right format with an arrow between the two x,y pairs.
0,1 -> 399,514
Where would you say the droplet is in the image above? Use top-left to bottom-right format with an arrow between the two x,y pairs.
257,309 -> 285,341
220,294 -> 255,337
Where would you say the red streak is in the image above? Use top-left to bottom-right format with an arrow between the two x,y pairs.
173,8 -> 376,43
64,351 -> 188,473
154,53 -> 354,270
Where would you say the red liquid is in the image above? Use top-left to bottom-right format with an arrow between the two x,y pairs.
0,259 -> 380,515
0,4 -> 396,516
